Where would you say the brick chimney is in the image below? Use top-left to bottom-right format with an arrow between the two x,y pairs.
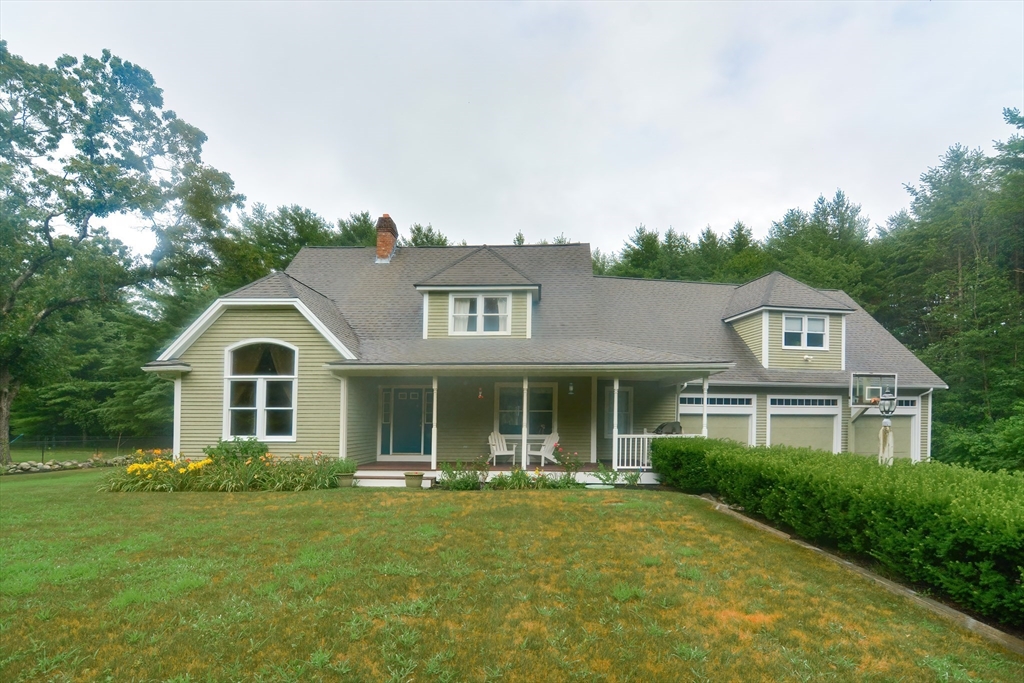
375,213 -> 398,263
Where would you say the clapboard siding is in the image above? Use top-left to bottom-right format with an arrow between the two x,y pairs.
920,391 -> 930,461
756,394 -> 767,446
427,293 -> 449,338
346,376 -> 378,464
425,291 -> 530,338
731,314 -> 762,365
841,395 -> 851,453
177,307 -> 342,459
436,377 -> 498,462
767,312 -> 843,370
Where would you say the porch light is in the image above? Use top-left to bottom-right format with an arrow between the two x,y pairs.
478,387 -> 484,400
568,382 -> 574,396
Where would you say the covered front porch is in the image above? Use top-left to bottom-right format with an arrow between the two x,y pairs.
331,368 -> 719,480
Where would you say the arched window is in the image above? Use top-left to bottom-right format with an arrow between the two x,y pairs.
226,342 -> 297,440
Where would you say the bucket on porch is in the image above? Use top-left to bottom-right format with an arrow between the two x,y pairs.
404,472 -> 425,489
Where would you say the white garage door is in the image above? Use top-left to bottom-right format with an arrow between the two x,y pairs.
770,415 -> 834,452
678,415 -> 751,444
853,416 -> 913,459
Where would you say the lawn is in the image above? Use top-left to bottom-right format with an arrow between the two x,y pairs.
1,472 -> 1021,682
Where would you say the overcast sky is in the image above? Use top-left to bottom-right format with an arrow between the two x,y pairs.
3,1 -> 1022,256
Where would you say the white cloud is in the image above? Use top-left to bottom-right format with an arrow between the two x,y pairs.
3,1 -> 1021,255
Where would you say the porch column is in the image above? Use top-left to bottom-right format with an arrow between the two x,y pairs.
431,376 -> 438,471
172,377 -> 182,461
701,376 -> 709,437
521,377 -> 529,468
590,376 -> 598,463
338,376 -> 348,460
612,377 -> 620,470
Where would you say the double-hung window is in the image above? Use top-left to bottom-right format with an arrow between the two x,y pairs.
451,294 -> 510,334
496,385 -> 556,436
783,315 -> 827,349
226,342 -> 297,441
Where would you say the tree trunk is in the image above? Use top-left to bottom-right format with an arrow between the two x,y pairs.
0,365 -> 20,466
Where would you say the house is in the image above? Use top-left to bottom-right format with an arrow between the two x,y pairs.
144,215 -> 946,484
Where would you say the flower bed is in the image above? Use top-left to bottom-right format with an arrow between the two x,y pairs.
650,437 -> 1024,628
102,440 -> 354,492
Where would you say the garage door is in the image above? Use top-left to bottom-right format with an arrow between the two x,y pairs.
679,415 -> 703,436
770,415 -> 834,451
852,416 -> 913,459
677,415 -> 751,444
708,415 -> 751,444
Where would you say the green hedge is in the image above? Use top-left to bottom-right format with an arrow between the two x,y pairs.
650,438 -> 1024,627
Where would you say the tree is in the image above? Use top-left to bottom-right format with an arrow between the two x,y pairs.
402,223 -> 449,246
0,43 -> 239,464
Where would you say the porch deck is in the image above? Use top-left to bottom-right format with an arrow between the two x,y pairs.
353,459 -> 660,488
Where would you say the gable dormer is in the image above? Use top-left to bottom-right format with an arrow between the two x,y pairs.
415,247 -> 539,339
723,272 -> 853,370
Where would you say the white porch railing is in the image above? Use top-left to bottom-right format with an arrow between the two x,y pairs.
614,433 -> 697,470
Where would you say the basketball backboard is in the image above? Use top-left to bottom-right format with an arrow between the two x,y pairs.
850,373 -> 897,407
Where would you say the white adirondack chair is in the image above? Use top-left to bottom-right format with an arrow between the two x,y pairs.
526,432 -> 560,467
487,432 -> 517,466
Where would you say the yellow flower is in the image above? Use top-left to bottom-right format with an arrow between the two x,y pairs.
178,468 -> 186,474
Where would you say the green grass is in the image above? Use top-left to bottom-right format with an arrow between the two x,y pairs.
1,472 -> 1021,682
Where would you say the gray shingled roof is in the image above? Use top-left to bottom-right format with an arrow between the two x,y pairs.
225,271 -> 361,356
416,246 -> 538,289
723,271 -> 853,321
165,243 -> 943,387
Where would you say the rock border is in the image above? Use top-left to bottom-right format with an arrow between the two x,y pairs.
695,493 -> 1024,656
4,456 -> 134,476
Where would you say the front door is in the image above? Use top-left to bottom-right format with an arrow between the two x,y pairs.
393,390 -> 424,454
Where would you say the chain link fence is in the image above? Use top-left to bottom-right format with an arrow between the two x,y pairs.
9,435 -> 172,462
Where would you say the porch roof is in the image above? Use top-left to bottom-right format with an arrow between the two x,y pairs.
323,337 -> 732,371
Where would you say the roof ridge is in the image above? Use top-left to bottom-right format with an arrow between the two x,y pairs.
595,275 -> 741,286
281,271 -> 335,302
479,246 -> 536,284
416,245 -> 487,283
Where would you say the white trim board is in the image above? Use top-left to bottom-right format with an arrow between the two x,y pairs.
158,298 -> 357,361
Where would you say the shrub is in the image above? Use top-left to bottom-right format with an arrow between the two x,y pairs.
436,462 -> 483,491
102,448 -> 351,493
651,438 -> 1024,627
650,437 -> 711,492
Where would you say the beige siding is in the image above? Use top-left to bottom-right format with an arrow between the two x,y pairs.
177,307 -> 342,459
756,395 -> 767,446
767,312 -> 843,370
554,377 -> 591,460
841,395 -> 851,453
346,376 -> 379,464
436,377 -> 498,462
427,293 -> 449,338
920,392 -> 930,461
731,314 -> 763,365
426,292 -> 530,338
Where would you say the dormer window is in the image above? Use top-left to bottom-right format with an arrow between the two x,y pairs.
450,294 -> 510,335
783,315 -> 827,349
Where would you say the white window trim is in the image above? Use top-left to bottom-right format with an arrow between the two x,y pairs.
222,339 -> 299,443
679,393 -> 756,415
603,385 -> 634,438
782,314 -> 830,351
494,382 -> 558,441
448,293 -> 513,336
767,394 -> 841,454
